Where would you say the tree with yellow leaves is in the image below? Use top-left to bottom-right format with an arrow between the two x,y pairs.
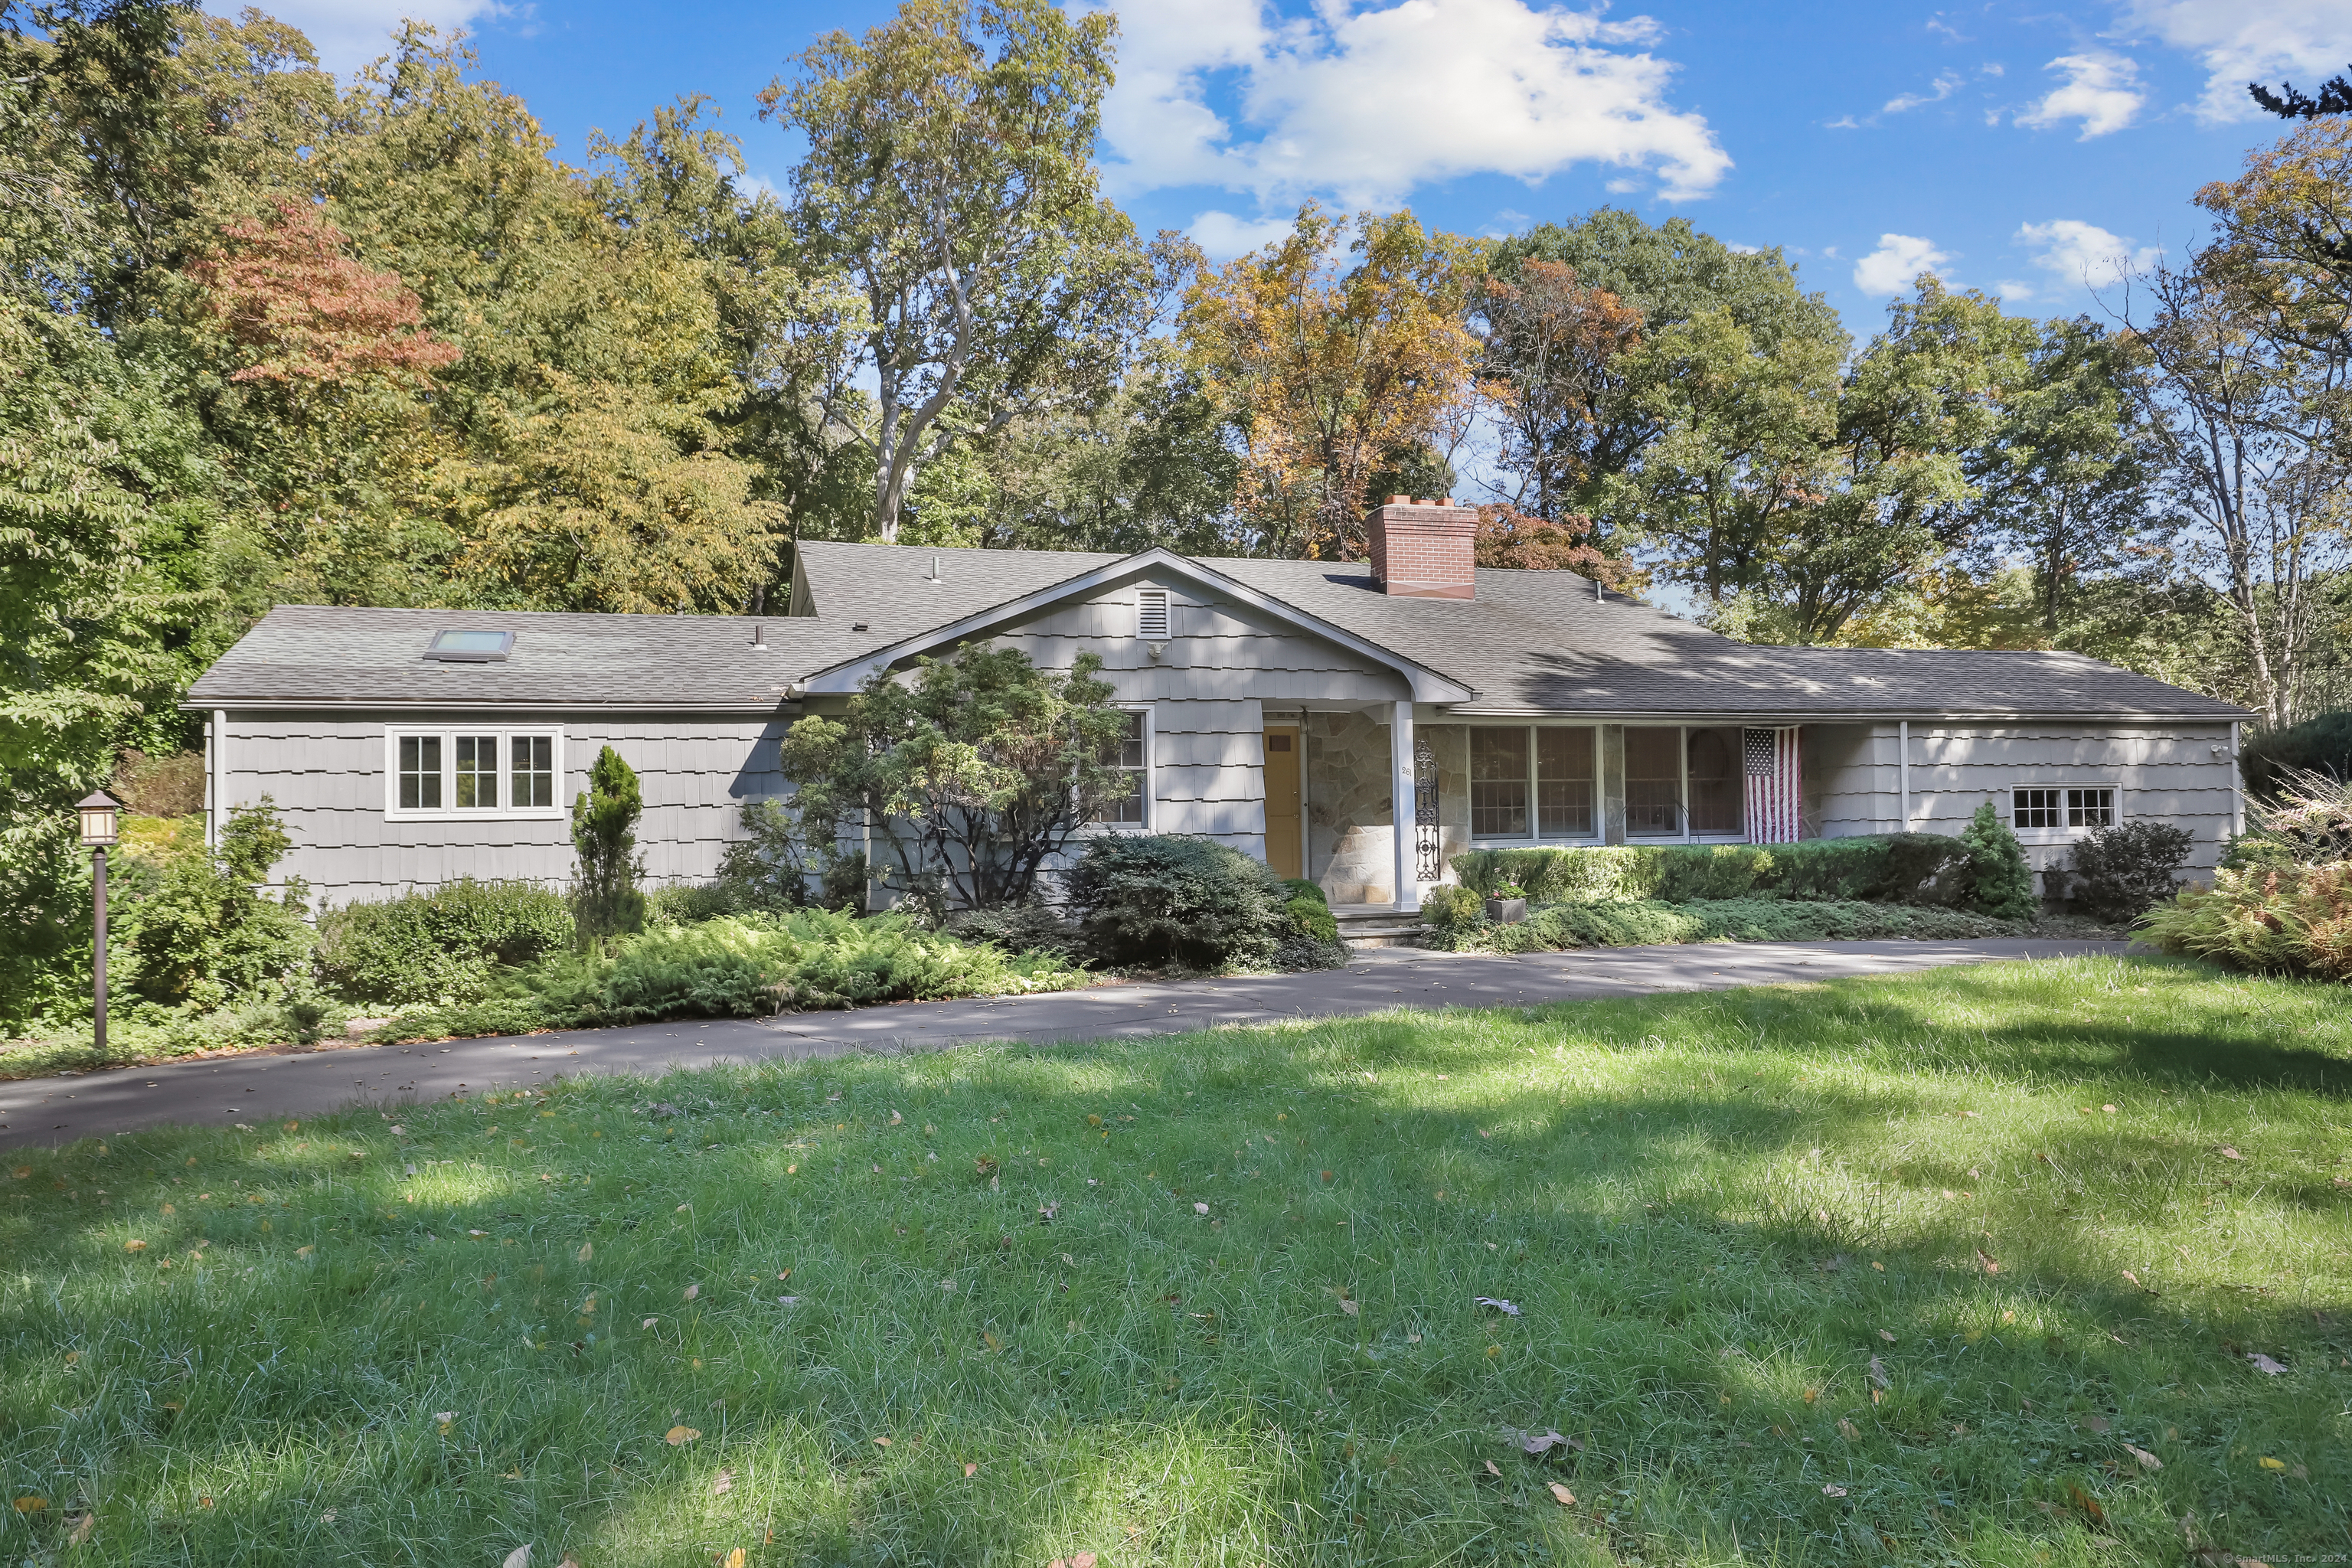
1181,204 -> 1478,561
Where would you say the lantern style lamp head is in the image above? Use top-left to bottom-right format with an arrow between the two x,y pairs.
77,790 -> 122,848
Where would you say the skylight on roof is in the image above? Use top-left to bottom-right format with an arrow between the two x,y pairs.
424,629 -> 514,662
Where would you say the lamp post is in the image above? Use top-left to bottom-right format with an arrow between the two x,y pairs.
77,791 -> 121,1052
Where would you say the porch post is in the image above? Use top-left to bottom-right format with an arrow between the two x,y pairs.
1390,700 -> 1417,910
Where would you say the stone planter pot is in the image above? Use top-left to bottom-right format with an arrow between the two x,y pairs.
1485,897 -> 1527,925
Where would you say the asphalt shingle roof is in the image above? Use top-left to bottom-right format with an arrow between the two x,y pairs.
188,541 -> 2247,720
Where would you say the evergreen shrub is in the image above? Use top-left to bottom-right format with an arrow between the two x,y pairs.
2066,821 -> 2194,922
1065,835 -> 1290,970
315,878 -> 573,1007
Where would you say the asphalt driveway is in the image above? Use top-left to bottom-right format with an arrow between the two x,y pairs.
0,937 -> 2125,1149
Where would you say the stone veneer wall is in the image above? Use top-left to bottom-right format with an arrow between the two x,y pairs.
1305,714 -> 1472,905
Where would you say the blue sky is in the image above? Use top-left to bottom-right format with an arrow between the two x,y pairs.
245,0 -> 2347,341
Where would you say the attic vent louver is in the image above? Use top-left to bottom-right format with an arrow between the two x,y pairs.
1137,589 -> 1170,641
424,629 -> 513,662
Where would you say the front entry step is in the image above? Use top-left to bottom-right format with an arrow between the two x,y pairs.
1331,904 -> 1426,949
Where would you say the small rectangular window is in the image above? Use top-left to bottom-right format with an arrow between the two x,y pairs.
1472,727 -> 1530,837
2067,787 -> 2114,828
511,734 -> 554,808
1535,727 -> 1594,838
1136,589 -> 1170,641
399,735 -> 442,810
2013,788 -> 2062,828
1095,710 -> 1148,825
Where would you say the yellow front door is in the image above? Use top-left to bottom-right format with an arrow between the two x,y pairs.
1263,726 -> 1303,879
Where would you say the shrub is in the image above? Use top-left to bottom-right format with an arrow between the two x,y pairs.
2067,820 -> 2194,922
1065,835 -> 1289,970
1419,884 -> 1485,931
2143,772 -> 2352,981
572,745 -> 647,947
2240,710 -> 2352,801
1426,897 -> 2020,954
115,799 -> 312,1010
376,910 -> 1093,1037
1280,877 -> 1339,943
315,879 -> 573,1007
1449,835 -> 1966,907
942,902 -> 1085,962
1952,803 -> 2038,920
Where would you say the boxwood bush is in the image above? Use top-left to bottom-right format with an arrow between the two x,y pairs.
315,879 -> 573,1007
1449,834 -> 1968,908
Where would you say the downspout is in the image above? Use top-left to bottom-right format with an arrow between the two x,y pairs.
1898,720 -> 1910,832
2230,720 -> 2243,838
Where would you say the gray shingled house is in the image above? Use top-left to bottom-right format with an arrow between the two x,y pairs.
186,500 -> 2250,935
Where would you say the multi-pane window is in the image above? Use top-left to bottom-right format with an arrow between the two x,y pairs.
453,735 -> 499,808
2012,789 -> 2063,828
1536,727 -> 1595,836
1094,710 -> 1149,825
2013,787 -> 2118,830
510,735 -> 555,808
1686,728 -> 1743,835
1472,727 -> 1596,840
1471,727 -> 1530,837
398,735 -> 443,810
388,729 -> 561,817
2067,788 -> 2114,827
1625,727 -> 1684,837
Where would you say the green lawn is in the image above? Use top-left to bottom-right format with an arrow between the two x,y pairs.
4,955 -> 2348,1567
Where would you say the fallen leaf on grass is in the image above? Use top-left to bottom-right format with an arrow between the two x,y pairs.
13,1497 -> 46,1514
1975,1248 -> 1999,1275
2258,1455 -> 2286,1471
67,1514 -> 92,1544
1193,1202 -> 1210,1215
1838,1419 -> 1861,1439
577,1243 -> 592,1263
2246,1352 -> 2286,1375
1474,1297 -> 1521,1316
1822,1485 -> 1847,1498
1547,1483 -> 1577,1507
124,1240 -> 146,1253
682,1284 -> 699,1302
1046,1553 -> 1097,1568
776,1295 -> 799,1306
2218,1147 -> 2242,1161
665,1426 -> 700,1446
501,1547 -> 532,1568
2124,1444 -> 2162,1470
724,1551 -> 746,1568
712,1468 -> 735,1496
873,1436 -> 891,1448
1506,1429 -> 1579,1455
964,1462 -> 978,1478
2067,1484 -> 2105,1524
642,1318 -> 658,1330
1338,1298 -> 1359,1317
1483,1460 -> 1503,1478
1867,1357 -> 1890,1389
1877,1329 -> 1896,1343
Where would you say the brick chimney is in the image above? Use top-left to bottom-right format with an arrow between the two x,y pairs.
1367,496 -> 1476,599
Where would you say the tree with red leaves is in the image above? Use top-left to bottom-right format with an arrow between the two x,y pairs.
1472,504 -> 1631,586
187,201 -> 459,387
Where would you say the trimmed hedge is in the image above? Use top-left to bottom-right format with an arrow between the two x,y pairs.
315,879 -> 573,1007
1449,835 -> 1967,906
1426,897 -> 2020,954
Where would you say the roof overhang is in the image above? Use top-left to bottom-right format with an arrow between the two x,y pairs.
795,547 -> 1478,703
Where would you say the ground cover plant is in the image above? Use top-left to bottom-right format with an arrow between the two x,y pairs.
2,955 -> 2347,1566
1423,897 -> 2021,952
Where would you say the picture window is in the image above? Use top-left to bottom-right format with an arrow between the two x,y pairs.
387,728 -> 563,818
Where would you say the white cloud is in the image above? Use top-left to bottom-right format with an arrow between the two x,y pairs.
2122,0 -> 2352,124
1091,0 -> 1732,209
1824,114 -> 1861,129
1187,210 -> 1300,259
1994,279 -> 2036,301
2014,219 -> 2163,289
2015,53 -> 2145,139
1883,71 -> 1964,113
1853,234 -> 1952,295
208,0 -> 514,73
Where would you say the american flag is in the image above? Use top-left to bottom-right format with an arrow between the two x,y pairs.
1743,727 -> 1802,843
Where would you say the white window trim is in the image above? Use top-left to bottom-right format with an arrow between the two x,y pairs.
1467,721 -> 1604,847
1087,704 -> 1155,833
384,725 -> 568,822
2006,781 -> 2122,843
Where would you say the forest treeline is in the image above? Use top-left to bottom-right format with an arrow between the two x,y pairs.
4,0 -> 2350,942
